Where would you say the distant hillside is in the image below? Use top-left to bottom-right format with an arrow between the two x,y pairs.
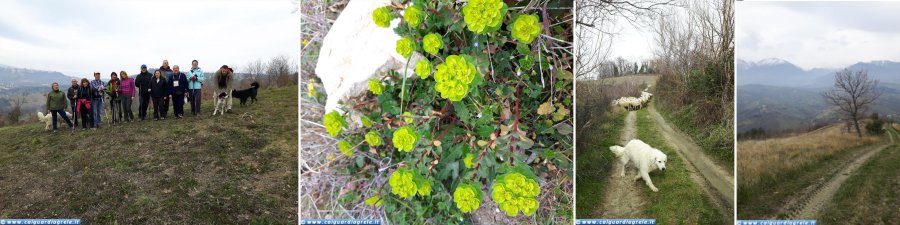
737,83 -> 900,133
0,64 -> 75,88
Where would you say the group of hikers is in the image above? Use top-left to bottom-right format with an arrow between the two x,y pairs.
44,60 -> 237,132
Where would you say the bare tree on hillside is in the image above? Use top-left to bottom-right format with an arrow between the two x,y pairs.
244,59 -> 266,85
267,54 -> 297,88
7,96 -> 24,125
823,69 -> 881,138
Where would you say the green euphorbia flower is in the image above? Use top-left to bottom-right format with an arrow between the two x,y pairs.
417,178 -> 432,196
415,59 -> 432,79
462,0 -> 506,34
423,33 -> 443,55
389,169 -> 417,198
403,5 -> 424,27
454,183 -> 482,213
338,139 -> 353,156
434,55 -> 478,101
368,79 -> 384,95
323,111 -> 344,137
491,172 -> 541,216
365,131 -> 383,146
402,112 -> 414,123
510,14 -> 542,44
392,126 -> 419,152
396,37 -> 415,58
464,153 -> 475,168
372,6 -> 393,28
361,116 -> 373,127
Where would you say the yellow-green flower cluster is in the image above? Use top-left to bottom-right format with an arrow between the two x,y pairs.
462,0 -> 506,34
389,169 -> 417,198
464,153 -> 475,168
423,33 -> 443,55
453,183 -> 482,213
402,112 -> 414,123
306,80 -> 317,98
415,59 -> 432,79
368,79 -> 384,95
491,172 -> 541,216
372,6 -> 393,28
396,37 -> 415,58
417,179 -> 432,196
392,126 -> 419,152
365,131 -> 383,146
403,5 -> 424,27
510,14 -> 542,44
323,111 -> 344,137
338,140 -> 353,156
361,116 -> 373,127
434,55 -> 478,101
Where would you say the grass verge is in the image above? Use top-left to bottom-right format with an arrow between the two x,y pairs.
574,110 -> 624,218
636,109 -> 724,224
0,86 -> 298,224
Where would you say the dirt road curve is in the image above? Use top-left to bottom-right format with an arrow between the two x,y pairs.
647,104 -> 735,207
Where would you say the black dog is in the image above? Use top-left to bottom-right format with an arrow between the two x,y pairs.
232,82 -> 260,106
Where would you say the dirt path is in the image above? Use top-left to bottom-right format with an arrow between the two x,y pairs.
595,111 -> 648,218
780,132 -> 893,220
646,104 -> 735,213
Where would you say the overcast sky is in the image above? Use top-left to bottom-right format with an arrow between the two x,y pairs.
737,1 -> 900,70
607,19 -> 655,63
0,0 -> 297,77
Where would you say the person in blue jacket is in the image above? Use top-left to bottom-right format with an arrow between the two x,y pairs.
169,65 -> 189,119
187,60 -> 204,116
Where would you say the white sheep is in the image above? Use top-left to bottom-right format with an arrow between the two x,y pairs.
316,0 -> 423,117
612,91 -> 653,111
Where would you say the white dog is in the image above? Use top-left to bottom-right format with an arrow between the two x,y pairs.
610,139 -> 668,192
37,111 -> 73,130
213,93 -> 229,115
316,0 -> 423,117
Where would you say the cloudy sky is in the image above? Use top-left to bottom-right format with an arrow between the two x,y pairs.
0,0 -> 298,77
737,1 -> 900,70
606,19 -> 655,63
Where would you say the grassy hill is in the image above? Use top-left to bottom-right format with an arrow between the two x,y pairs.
0,86 -> 298,224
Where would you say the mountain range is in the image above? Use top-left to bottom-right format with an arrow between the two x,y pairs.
737,58 -> 900,133
736,58 -> 900,87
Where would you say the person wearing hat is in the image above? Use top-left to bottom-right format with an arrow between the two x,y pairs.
212,65 -> 234,113
169,65 -> 189,118
66,79 -> 79,126
90,72 -> 106,128
119,71 -> 135,122
134,64 -> 153,121
187,60 -> 204,116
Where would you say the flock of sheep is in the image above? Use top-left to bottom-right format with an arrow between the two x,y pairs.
611,87 -> 653,111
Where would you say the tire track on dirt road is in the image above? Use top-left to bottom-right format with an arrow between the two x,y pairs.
646,104 -> 734,218
780,129 -> 894,220
595,111 -> 649,218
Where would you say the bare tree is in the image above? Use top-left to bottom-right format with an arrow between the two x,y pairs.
823,69 -> 881,138
244,59 -> 267,86
7,96 -> 24,125
266,54 -> 297,88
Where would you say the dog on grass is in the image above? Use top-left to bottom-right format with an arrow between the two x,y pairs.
213,92 -> 229,115
232,82 -> 260,106
37,111 -> 73,130
610,139 -> 668,192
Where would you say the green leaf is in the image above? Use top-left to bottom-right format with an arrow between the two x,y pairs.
453,101 -> 471,124
356,155 -> 365,168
